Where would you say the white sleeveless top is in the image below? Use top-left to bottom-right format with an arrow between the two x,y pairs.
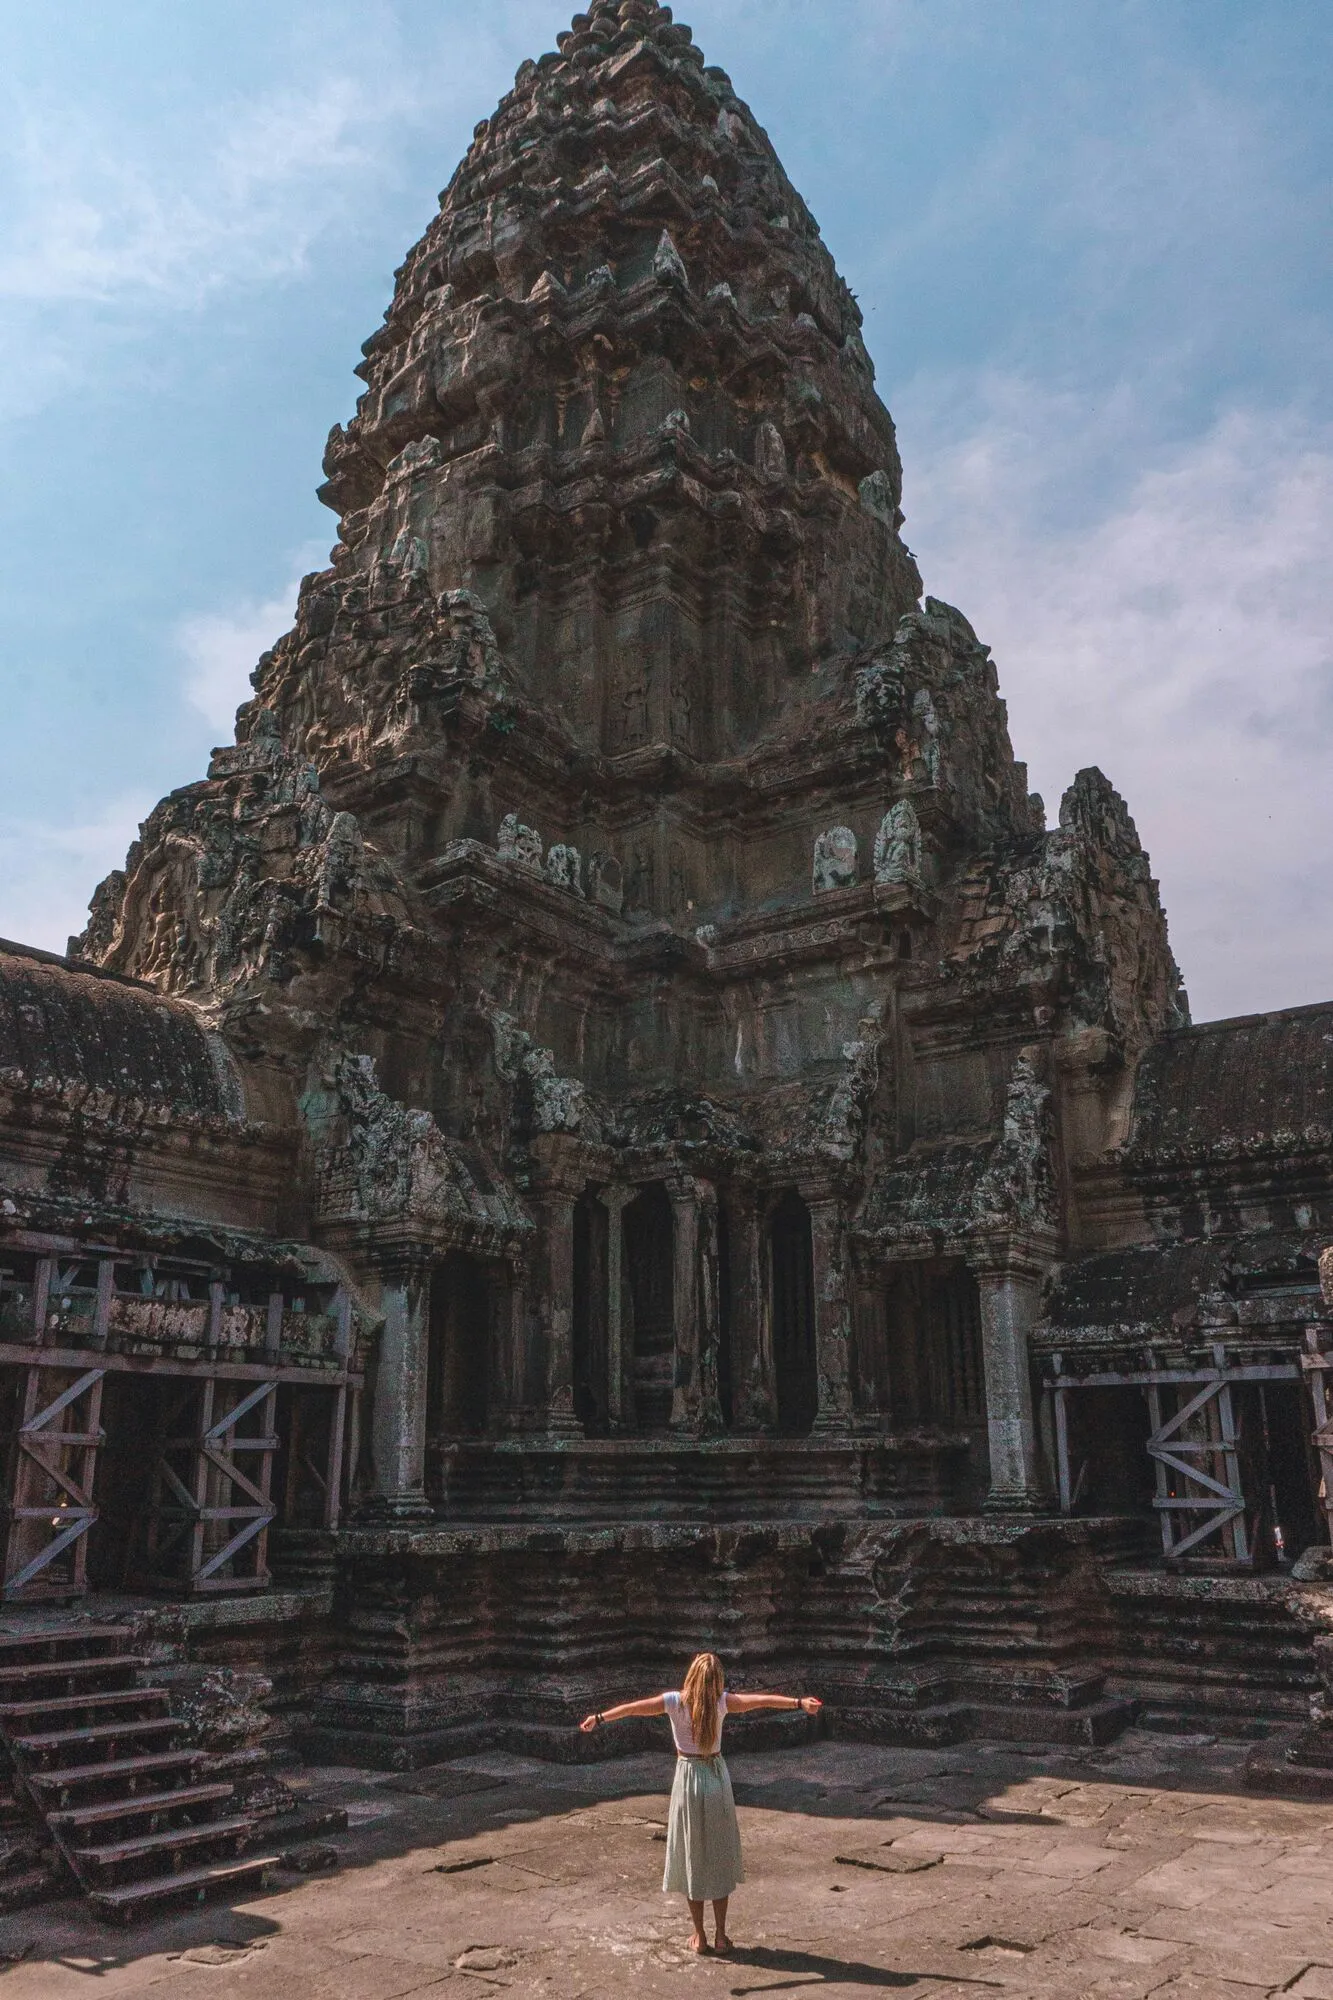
663,1689 -> 728,1756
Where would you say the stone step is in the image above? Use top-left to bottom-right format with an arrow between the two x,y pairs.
0,1688 -> 167,1724
0,1862 -> 64,1912
73,1812 -> 259,1883
13,1716 -> 180,1759
0,1654 -> 144,1689
88,1853 -> 278,1925
0,1626 -> 130,1657
49,1782 -> 237,1835
27,1747 -> 207,1798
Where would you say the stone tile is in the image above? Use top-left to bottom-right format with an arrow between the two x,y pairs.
1085,1928 -> 1184,1966
1289,1970 -> 1333,2000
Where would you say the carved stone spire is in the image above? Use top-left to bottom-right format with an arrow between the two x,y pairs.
261,1 -> 921,769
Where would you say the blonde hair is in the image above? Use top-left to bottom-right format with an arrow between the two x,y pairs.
682,1651 -> 725,1755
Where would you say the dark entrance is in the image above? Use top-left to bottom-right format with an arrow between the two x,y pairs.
428,1253 -> 494,1443
885,1262 -> 985,1427
624,1185 -> 674,1431
572,1191 -> 609,1433
769,1190 -> 817,1435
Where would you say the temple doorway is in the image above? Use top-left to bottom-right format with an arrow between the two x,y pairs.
427,1253 -> 496,1445
572,1192 -> 609,1433
770,1190 -> 817,1435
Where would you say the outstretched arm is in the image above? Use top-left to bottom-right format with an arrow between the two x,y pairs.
580,1695 -> 667,1734
725,1693 -> 822,1716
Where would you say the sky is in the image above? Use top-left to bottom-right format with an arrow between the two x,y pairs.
0,0 -> 1330,1024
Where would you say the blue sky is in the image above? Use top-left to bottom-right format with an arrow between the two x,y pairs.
1,0 -> 1330,1022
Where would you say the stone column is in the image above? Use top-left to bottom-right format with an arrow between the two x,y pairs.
539,1185 -> 581,1438
371,1259 -> 434,1518
598,1185 -> 633,1429
696,1180 -> 724,1435
974,1255 -> 1047,1511
668,1177 -> 700,1432
668,1176 -> 721,1433
729,1189 -> 776,1432
808,1195 -> 854,1433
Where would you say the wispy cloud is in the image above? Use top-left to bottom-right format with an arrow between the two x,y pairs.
0,793 -> 154,956
0,78 -> 392,310
901,379 -> 1333,1021
177,552 -> 323,734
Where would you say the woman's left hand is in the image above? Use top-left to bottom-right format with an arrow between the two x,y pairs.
800,1697 -> 822,1715
579,1713 -> 600,1734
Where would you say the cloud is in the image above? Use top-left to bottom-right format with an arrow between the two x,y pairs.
0,793 -> 153,956
900,379 -> 1333,1022
0,77 -> 389,311
177,566 -> 314,734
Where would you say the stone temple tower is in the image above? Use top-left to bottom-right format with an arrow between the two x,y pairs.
70,0 -> 1184,1510
21,3 -> 1327,1772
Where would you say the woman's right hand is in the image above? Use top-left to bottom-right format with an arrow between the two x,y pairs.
579,1714 -> 600,1734
799,1697 -> 822,1716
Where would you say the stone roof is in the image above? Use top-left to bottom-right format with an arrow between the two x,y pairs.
0,940 -> 241,1119
1129,1001 -> 1333,1164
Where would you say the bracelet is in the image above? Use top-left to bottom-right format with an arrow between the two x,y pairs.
596,1712 -> 605,1726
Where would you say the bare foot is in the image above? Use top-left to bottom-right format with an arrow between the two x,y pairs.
689,1935 -> 711,1955
715,1933 -> 734,1954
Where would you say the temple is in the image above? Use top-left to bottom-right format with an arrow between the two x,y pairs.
4,0 -> 1333,1905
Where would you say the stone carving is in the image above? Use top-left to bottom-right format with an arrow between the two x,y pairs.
386,528 -> 429,577
498,814 -> 544,873
668,842 -> 689,915
653,228 -> 689,289
947,767 -> 1186,1049
308,1048 -> 526,1239
489,1012 -> 585,1133
617,668 -> 650,749
316,812 -> 365,911
854,655 -> 907,741
821,1009 -> 884,1161
813,827 -> 858,895
171,1668 -> 275,1753
588,853 -> 623,914
755,420 -> 787,483
545,844 -> 584,896
70,737 -> 404,996
912,688 -> 943,786
874,801 -> 922,888
438,589 -> 505,690
974,1048 -> 1058,1233
627,844 -> 655,911
670,678 -> 692,747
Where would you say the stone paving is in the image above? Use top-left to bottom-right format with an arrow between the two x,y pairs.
4,1730 -> 1333,1998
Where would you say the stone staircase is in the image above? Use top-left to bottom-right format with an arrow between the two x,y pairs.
1102,1570 -> 1326,1736
0,1625 -> 281,1923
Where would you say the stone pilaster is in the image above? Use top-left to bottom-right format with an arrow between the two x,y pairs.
973,1249 -> 1049,1512
668,1177 -> 700,1432
370,1258 -> 434,1519
728,1188 -> 776,1433
807,1194 -> 854,1433
538,1184 -> 582,1438
597,1184 -> 633,1429
668,1175 -> 722,1434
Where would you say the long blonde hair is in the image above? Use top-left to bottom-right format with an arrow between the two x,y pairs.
682,1651 -> 725,1755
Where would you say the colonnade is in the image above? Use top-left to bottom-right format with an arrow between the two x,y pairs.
365,1186 -> 1048,1518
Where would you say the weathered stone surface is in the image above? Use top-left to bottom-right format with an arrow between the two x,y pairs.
1,0 -> 1332,1774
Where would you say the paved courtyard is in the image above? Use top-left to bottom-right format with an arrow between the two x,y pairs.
4,1730 -> 1333,1998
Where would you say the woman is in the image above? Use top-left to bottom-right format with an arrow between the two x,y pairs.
581,1653 -> 822,1956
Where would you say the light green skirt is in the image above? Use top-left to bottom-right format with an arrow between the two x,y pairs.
662,1754 -> 744,1902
